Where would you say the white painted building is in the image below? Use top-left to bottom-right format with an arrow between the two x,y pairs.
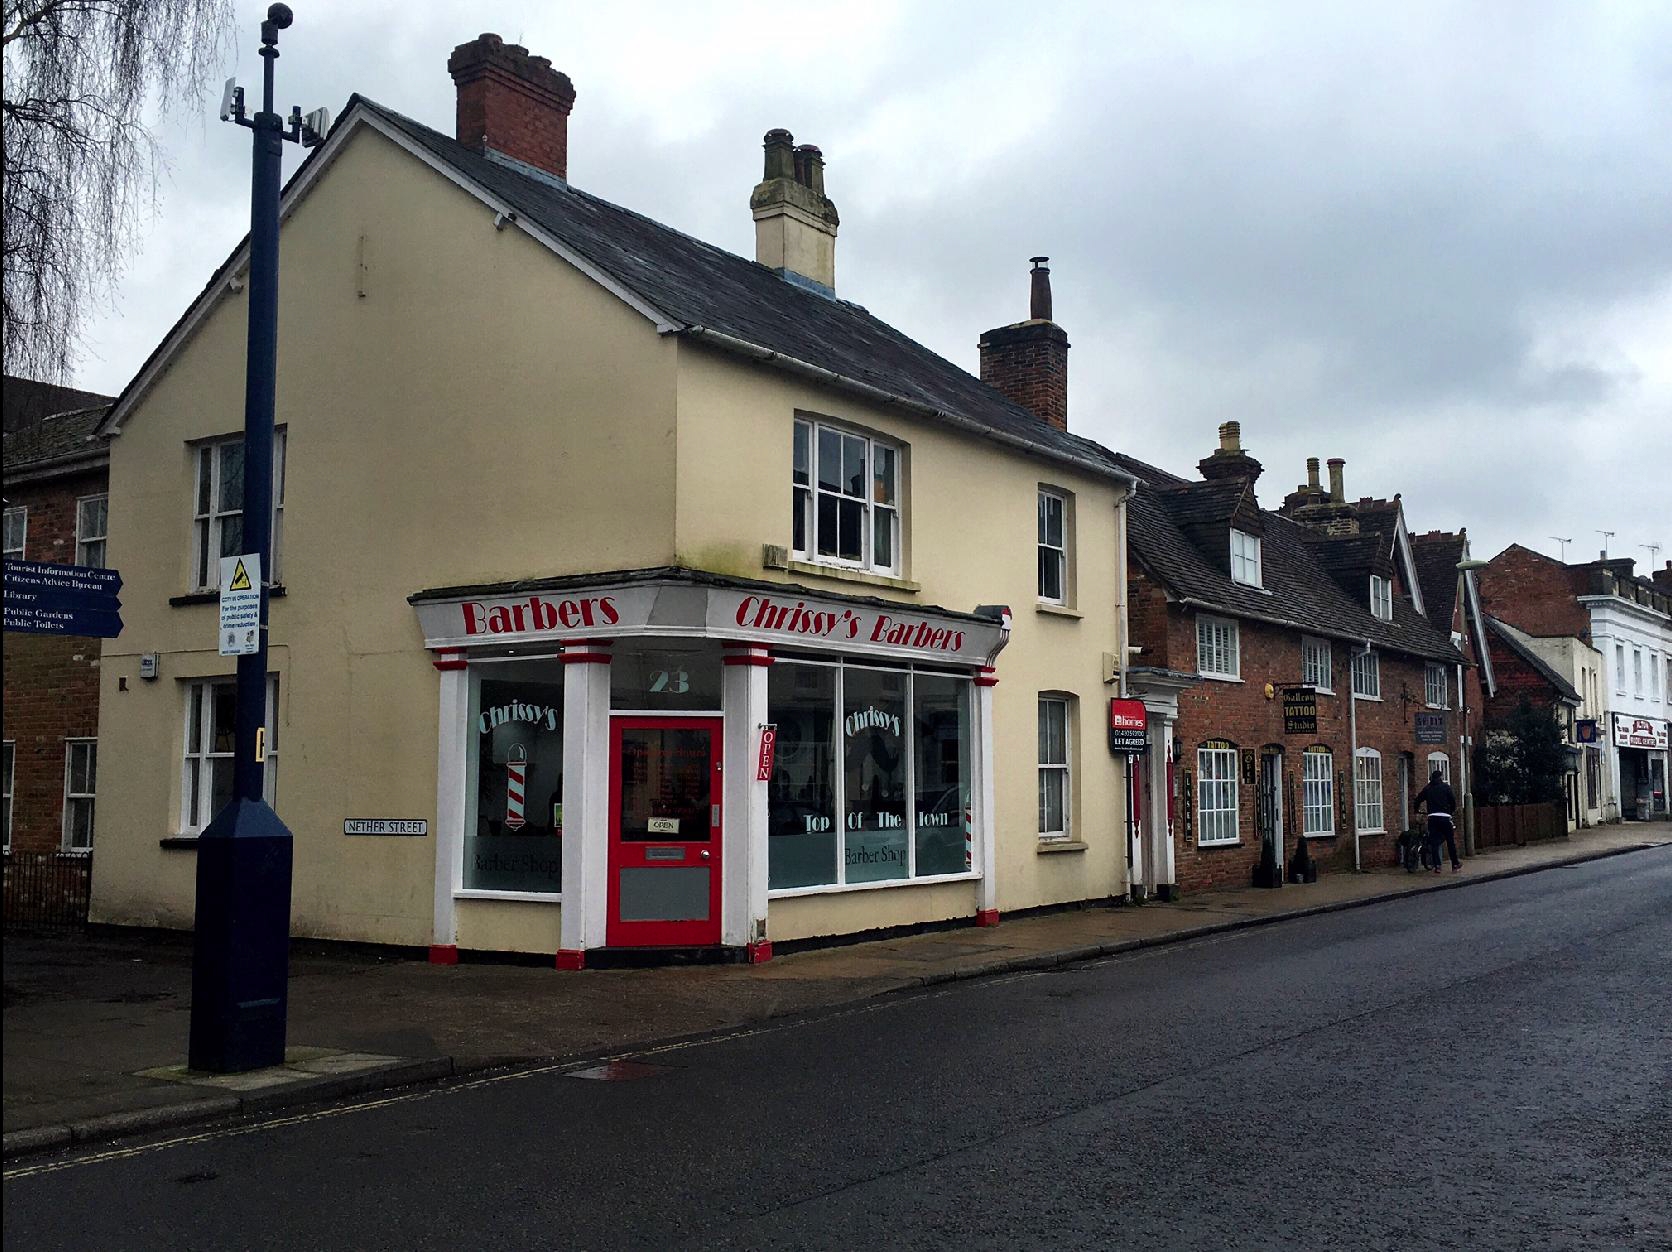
1583,562 -> 1672,821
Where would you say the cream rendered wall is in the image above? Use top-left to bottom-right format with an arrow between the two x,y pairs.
95,124 -> 679,944
671,346 -> 1129,942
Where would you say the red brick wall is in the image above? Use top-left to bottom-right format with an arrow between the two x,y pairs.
1127,568 -> 1174,669
448,36 -> 576,180
1165,608 -> 1464,893
1481,632 -> 1564,722
3,467 -> 106,855
1479,545 -> 1589,640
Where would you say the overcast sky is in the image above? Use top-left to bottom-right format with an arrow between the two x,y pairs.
74,0 -> 1672,570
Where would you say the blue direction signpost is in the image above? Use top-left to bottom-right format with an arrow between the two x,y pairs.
3,560 -> 124,638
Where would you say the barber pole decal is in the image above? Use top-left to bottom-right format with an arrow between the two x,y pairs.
964,803 -> 973,871
505,745 -> 528,831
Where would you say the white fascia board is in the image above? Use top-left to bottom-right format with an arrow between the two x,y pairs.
1463,568 -> 1495,695
1394,513 -> 1425,616
100,106 -> 684,439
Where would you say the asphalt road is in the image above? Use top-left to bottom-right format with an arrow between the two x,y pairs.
6,848 -> 1670,1251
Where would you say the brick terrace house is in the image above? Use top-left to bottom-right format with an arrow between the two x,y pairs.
1480,616 -> 1585,826
1480,544 -> 1671,821
3,377 -> 114,915
1122,424 -> 1468,895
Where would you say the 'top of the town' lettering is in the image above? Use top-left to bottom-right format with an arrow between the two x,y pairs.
462,595 -> 620,636
734,594 -> 965,653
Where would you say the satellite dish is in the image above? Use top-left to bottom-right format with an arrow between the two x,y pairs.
219,77 -> 239,122
301,106 -> 332,147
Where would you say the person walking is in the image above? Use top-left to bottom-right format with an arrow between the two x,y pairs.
1414,770 -> 1462,873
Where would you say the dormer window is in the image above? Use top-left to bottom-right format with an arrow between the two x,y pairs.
1370,574 -> 1393,621
1230,529 -> 1262,587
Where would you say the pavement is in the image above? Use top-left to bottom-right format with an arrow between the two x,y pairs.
5,820 -> 1668,1160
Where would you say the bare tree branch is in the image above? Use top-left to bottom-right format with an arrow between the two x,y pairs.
2,0 -> 233,382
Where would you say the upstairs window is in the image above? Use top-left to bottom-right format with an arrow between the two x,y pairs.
2,506 -> 25,559
1352,649 -> 1381,699
792,418 -> 899,575
1230,529 -> 1262,587
193,432 -> 286,592
1037,489 -> 1067,603
1302,637 -> 1332,691
1370,574 -> 1393,621
1633,649 -> 1643,697
1196,616 -> 1240,679
1615,644 -> 1626,693
1425,662 -> 1449,709
76,495 -> 109,567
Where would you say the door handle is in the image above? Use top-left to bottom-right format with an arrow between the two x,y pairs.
700,849 -> 711,860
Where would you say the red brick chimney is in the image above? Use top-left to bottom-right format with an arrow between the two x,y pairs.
448,34 -> 576,180
979,258 -> 1069,431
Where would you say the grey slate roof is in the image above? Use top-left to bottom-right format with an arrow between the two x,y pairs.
3,404 -> 109,475
3,376 -> 111,434
1411,530 -> 1465,631
1486,617 -> 1580,702
1116,453 -> 1462,664
358,98 -> 1130,482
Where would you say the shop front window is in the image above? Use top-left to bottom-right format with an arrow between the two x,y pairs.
466,664 -> 564,893
767,659 -> 972,891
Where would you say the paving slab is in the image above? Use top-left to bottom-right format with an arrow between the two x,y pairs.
5,820 -> 1667,1159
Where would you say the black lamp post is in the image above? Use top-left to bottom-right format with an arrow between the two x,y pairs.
188,3 -> 324,1074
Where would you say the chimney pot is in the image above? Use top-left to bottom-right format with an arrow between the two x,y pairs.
794,144 -> 826,196
762,129 -> 795,181
449,33 -> 576,180
1029,256 -> 1053,321
1219,421 -> 1241,453
1327,457 -> 1345,503
1306,457 -> 1320,490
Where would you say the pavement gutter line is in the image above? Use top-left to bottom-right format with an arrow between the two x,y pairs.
3,839 -> 1658,1163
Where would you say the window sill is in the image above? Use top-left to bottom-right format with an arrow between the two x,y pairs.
1036,839 -> 1087,854
781,559 -> 920,594
1426,704 -> 1451,711
768,870 -> 979,899
1312,687 -> 1336,697
1231,581 -> 1273,596
1195,839 -> 1243,849
160,836 -> 199,849
1356,828 -> 1387,836
1036,603 -> 1081,619
454,889 -> 562,904
171,584 -> 288,607
1200,673 -> 1243,683
1352,693 -> 1383,702
1301,831 -> 1338,840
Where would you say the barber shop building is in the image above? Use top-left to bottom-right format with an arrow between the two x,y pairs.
90,36 -> 1141,965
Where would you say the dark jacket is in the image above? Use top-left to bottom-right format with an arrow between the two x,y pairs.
1415,778 -> 1457,816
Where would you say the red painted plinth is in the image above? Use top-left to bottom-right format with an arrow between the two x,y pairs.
747,941 -> 774,964
428,944 -> 459,965
555,949 -> 586,971
975,909 -> 1001,928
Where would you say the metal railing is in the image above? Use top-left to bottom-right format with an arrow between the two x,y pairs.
2,850 -> 93,930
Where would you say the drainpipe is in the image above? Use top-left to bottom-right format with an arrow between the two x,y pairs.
1349,639 -> 1371,872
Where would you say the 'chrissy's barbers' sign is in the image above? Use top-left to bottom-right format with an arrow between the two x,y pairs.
415,580 -> 1007,664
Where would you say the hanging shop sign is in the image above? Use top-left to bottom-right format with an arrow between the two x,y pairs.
1281,686 -> 1318,735
1414,711 -> 1447,745
1576,719 -> 1599,744
1107,698 -> 1148,754
756,723 -> 778,780
1612,716 -> 1669,750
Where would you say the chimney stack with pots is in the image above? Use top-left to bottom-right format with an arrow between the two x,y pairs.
979,258 -> 1070,431
1197,420 -> 1263,486
449,34 -> 576,181
751,129 -> 840,293
1282,454 -> 1360,534
1327,457 -> 1346,503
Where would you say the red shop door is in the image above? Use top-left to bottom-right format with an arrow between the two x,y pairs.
606,716 -> 723,947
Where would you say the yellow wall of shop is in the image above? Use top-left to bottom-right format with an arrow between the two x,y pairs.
674,346 -> 1133,931
93,122 -> 679,941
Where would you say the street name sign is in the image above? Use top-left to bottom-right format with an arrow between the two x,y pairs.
3,559 -> 124,637
218,553 -> 261,656
343,819 -> 429,836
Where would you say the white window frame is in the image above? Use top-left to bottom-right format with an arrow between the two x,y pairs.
192,431 -> 286,592
1615,644 -> 1626,693
1229,528 -> 1262,588
1352,648 -> 1381,699
1425,662 -> 1449,709
1038,695 -> 1072,841
2,740 -> 14,852
1196,746 -> 1240,845
1037,488 -> 1068,605
61,739 -> 97,853
180,677 -> 279,834
1196,615 -> 1240,680
791,417 -> 900,577
1302,749 -> 1334,837
1370,574 -> 1393,621
3,505 -> 26,559
1426,751 -> 1451,783
1354,748 -> 1384,833
1302,636 -> 1333,693
75,493 -> 109,568
1633,649 -> 1643,697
